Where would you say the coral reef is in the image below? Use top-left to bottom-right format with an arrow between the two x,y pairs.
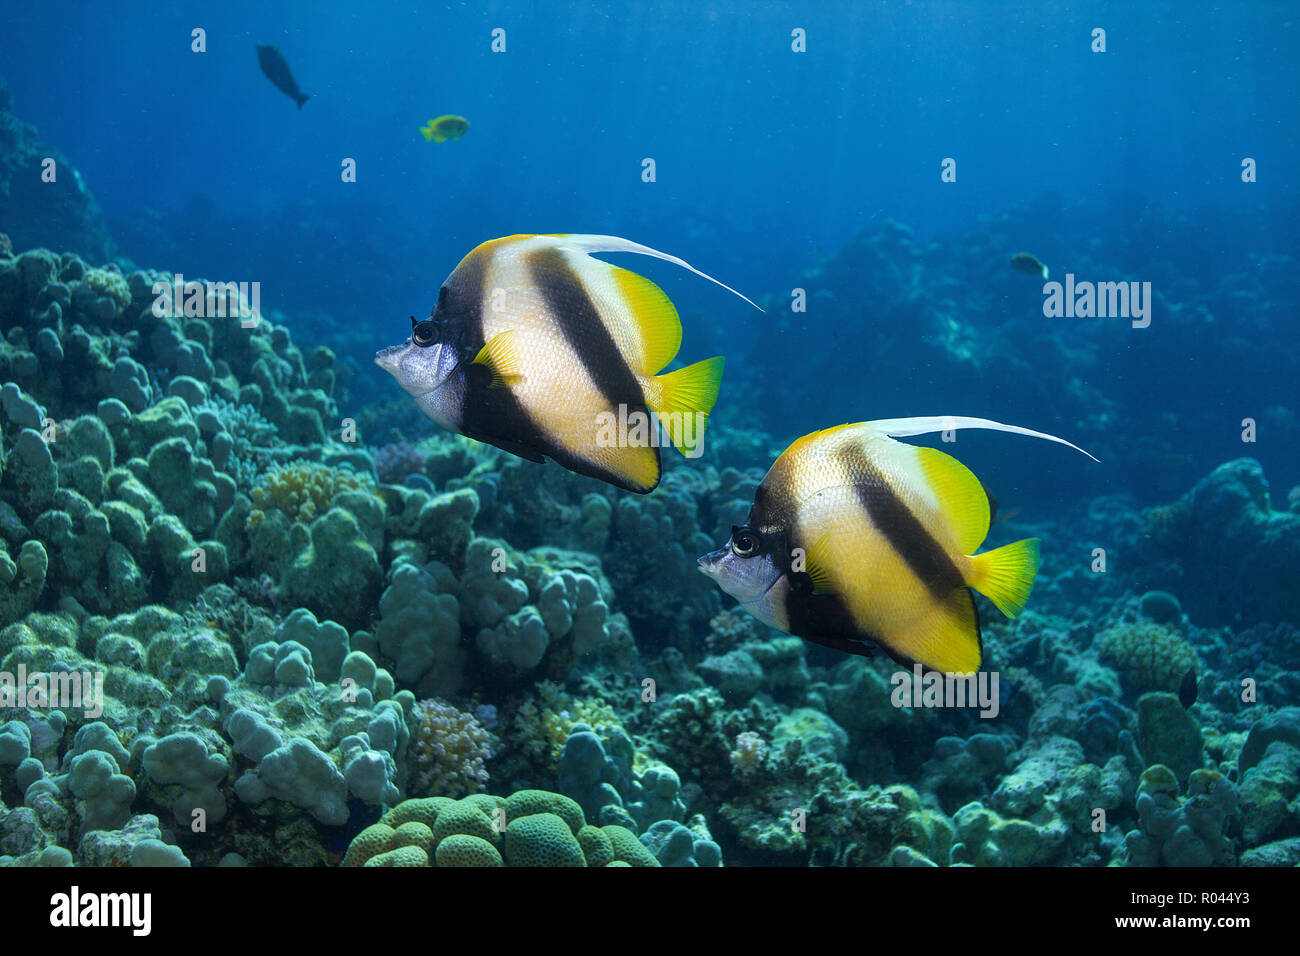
0,180 -> 1296,873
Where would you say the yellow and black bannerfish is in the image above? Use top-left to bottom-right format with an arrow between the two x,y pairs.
698,417 -> 1097,673
376,234 -> 761,493
421,115 -> 470,142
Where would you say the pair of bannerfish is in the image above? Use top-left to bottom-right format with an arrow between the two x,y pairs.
377,235 -> 1097,674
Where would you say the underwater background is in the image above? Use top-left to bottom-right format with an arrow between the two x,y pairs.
0,0 -> 1297,869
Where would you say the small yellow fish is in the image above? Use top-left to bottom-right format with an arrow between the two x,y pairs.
421,115 -> 470,142
1010,252 -> 1049,280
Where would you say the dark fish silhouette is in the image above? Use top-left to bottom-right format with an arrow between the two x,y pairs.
257,45 -> 310,109
1178,667 -> 1198,708
1010,252 -> 1049,280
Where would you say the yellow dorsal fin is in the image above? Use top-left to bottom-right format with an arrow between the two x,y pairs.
647,356 -> 724,456
611,266 -> 682,374
913,445 -> 991,554
803,533 -> 836,595
968,537 -> 1039,618
472,329 -> 524,388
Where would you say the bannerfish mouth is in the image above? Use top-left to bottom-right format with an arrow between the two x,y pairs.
697,548 -> 726,576
374,345 -> 405,373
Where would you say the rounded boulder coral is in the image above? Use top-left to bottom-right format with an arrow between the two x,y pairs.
1097,621 -> 1198,696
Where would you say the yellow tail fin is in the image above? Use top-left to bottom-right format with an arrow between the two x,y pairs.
968,538 -> 1040,618
420,125 -> 434,142
650,356 -> 724,457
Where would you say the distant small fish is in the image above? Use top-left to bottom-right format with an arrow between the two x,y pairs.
1010,252 -> 1049,280
1178,667 -> 1199,708
257,45 -> 310,109
421,115 -> 470,142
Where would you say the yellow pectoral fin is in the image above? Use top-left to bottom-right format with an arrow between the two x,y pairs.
472,330 -> 525,388
649,356 -> 724,457
803,533 -> 836,595
968,537 -> 1040,618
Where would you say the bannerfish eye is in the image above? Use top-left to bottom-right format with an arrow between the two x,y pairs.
412,319 -> 438,347
731,525 -> 762,558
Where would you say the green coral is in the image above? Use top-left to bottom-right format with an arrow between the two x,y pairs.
504,812 -> 586,867
428,798 -> 500,850
601,824 -> 660,866
343,790 -> 671,867
341,823 -> 395,866
246,462 -> 370,530
505,789 -> 584,835
577,825 -> 613,867
951,802 -> 1069,866
382,797 -> 454,830
435,834 -> 502,867
365,846 -> 427,867
82,268 -> 132,311
1097,620 -> 1197,696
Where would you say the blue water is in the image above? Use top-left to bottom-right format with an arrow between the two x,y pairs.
5,1 -> 1296,324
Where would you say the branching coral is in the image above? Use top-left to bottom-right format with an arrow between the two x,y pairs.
374,441 -> 428,484
200,395 -> 279,486
729,731 -> 767,777
509,681 -> 622,774
408,698 -> 495,798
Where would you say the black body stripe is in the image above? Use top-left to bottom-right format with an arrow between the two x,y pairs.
839,447 -> 965,597
445,245 -> 539,453
528,246 -> 651,415
786,582 -> 874,651
768,445 -> 980,671
787,580 -> 982,674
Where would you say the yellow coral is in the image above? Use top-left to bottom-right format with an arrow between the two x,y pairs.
246,462 -> 369,530
1098,621 -> 1198,696
82,268 -> 132,311
510,682 -> 624,772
